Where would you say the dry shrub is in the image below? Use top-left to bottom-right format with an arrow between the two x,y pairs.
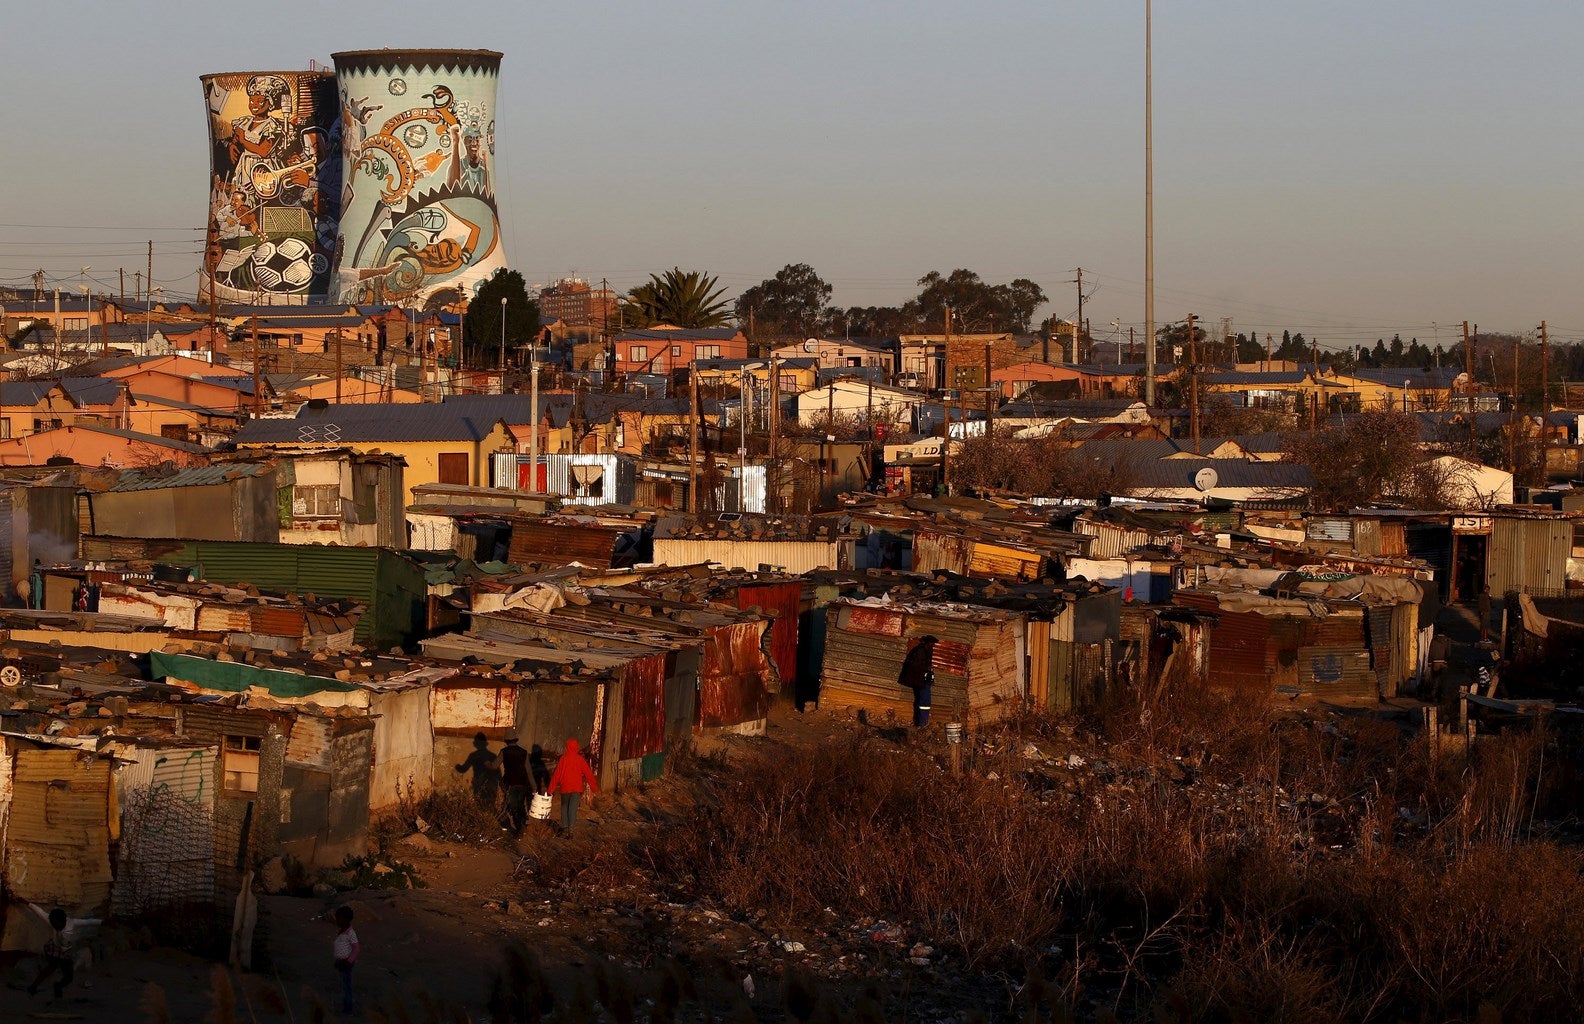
646,702 -> 1584,1019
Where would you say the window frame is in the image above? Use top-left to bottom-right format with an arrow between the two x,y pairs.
222,734 -> 262,796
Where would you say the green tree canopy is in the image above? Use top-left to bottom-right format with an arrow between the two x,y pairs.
904,270 -> 1047,334
464,268 -> 539,366
734,263 -> 833,338
621,268 -> 732,329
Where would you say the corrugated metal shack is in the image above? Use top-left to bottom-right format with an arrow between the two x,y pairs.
147,650 -> 436,816
80,463 -> 280,543
1486,509 -> 1574,597
0,734 -> 118,924
91,578 -> 363,652
74,539 -> 429,651
819,598 -> 1026,726
1173,570 -> 1426,699
651,512 -> 855,575
418,628 -> 663,790
0,482 -> 79,602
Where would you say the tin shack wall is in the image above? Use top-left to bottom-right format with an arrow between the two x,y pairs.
735,580 -> 801,690
696,620 -> 772,734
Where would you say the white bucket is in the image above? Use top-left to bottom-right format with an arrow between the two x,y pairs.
529,793 -> 553,820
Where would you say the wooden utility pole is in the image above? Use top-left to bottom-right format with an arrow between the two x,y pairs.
983,339 -> 994,435
1540,320 -> 1550,483
119,268 -> 125,308
134,271 -> 142,304
251,316 -> 262,415
335,328 -> 343,402
1072,267 -> 1084,364
941,395 -> 951,495
1508,335 -> 1519,474
688,370 -> 700,513
1463,321 -> 1476,458
146,241 -> 152,306
768,354 -> 779,509
99,300 -> 109,355
1187,312 -> 1200,454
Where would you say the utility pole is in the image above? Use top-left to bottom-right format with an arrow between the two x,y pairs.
146,241 -> 152,308
1143,0 -> 1156,406
1540,320 -> 1550,483
768,354 -> 779,509
251,315 -> 262,416
983,339 -> 994,435
1129,326 -> 1136,362
688,370 -> 700,514
134,272 -> 142,304
1463,321 -> 1476,459
1508,334 -> 1520,475
1187,312 -> 1199,454
119,268 -> 125,308
335,328 -> 343,402
1072,268 -> 1085,364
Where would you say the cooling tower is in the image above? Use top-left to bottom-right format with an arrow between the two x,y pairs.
200,70 -> 342,304
329,49 -> 506,309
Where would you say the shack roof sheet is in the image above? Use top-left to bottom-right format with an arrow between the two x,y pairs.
108,462 -> 272,492
233,402 -> 505,443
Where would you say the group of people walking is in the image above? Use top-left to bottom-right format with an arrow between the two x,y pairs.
458,734 -> 600,836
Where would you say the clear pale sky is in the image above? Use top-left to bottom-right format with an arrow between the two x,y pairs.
3,0 -> 1579,348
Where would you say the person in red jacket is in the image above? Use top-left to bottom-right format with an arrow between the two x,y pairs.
547,738 -> 599,835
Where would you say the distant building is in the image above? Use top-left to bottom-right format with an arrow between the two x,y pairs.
537,278 -> 618,341
613,327 -> 748,376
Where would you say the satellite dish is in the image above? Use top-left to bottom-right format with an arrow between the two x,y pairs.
803,338 -> 820,352
1193,466 -> 1219,492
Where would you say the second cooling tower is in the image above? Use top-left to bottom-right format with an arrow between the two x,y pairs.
330,49 -> 507,308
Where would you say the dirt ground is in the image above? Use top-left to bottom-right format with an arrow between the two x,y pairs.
2,705 -> 977,1023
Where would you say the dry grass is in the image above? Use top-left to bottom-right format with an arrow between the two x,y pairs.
641,681 -> 1584,1022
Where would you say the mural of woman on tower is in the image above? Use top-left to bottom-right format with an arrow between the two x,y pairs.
200,70 -> 341,303
330,49 -> 506,309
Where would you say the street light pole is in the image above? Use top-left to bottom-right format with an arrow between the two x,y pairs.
498,296 -> 508,395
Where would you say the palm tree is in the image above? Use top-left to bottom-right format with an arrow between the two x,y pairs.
621,268 -> 732,328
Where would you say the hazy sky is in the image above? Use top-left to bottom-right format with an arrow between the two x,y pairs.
3,0 -> 1579,348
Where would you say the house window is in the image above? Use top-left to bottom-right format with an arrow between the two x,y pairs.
223,734 -> 261,795
438,452 -> 469,485
629,345 -> 648,363
671,345 -> 682,357
0,420 -> 10,439
293,483 -> 340,518
32,418 -> 61,433
696,345 -> 721,360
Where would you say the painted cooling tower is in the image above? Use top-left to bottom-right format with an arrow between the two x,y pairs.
330,49 -> 506,308
200,70 -> 342,303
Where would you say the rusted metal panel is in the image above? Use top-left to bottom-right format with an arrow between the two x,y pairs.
1379,521 -> 1408,559
1311,608 -> 1366,647
431,684 -> 517,733
696,621 -> 771,730
510,520 -> 625,569
735,580 -> 800,690
1353,518 -> 1382,556
841,604 -> 906,637
1175,592 -> 1271,692
912,528 -> 971,576
252,606 -> 308,638
1297,646 -> 1377,698
618,652 -> 668,761
968,542 -> 1043,582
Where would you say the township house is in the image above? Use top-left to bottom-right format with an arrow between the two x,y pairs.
233,402 -> 513,507
612,327 -> 748,376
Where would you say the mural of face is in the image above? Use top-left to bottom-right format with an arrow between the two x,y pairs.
330,49 -> 506,307
200,70 -> 341,302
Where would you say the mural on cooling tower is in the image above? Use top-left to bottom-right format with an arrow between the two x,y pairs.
331,50 -> 506,309
200,71 -> 342,302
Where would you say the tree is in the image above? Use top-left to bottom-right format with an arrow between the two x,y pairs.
953,427 -> 1139,499
1285,409 -> 1443,510
905,270 -> 1048,334
464,268 -> 538,368
734,263 -> 833,338
620,268 -> 731,329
